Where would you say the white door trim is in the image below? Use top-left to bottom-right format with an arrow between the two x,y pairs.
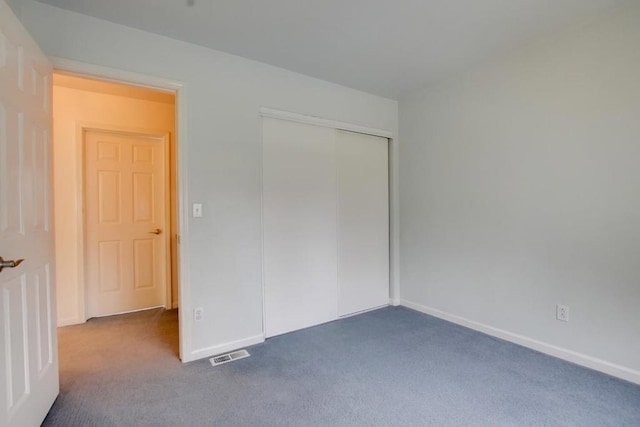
49,57 -> 192,362
258,108 -> 401,338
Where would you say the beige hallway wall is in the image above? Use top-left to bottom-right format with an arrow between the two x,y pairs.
53,75 -> 176,326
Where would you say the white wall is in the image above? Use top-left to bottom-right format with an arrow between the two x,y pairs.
400,3 -> 640,381
14,1 -> 398,360
6,0 -> 22,17
52,78 -> 176,326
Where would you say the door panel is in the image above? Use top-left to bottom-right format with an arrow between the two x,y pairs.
262,117 -> 338,337
85,130 -> 167,317
98,170 -> 121,223
34,265 -> 53,375
98,240 -> 121,292
3,275 -> 29,411
336,130 -> 390,316
133,238 -> 155,289
0,3 -> 59,426
1,107 -> 23,235
133,172 -> 153,222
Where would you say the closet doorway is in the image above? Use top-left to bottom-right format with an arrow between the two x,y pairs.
262,115 -> 390,337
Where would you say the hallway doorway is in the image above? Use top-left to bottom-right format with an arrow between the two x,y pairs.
52,74 -> 179,327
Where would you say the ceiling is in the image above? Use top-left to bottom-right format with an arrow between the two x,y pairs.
36,0 -> 628,99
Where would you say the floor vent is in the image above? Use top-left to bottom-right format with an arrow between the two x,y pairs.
210,349 -> 250,367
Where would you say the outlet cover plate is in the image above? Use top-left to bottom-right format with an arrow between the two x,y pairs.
556,304 -> 569,322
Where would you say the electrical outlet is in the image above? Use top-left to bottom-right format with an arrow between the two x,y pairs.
556,304 -> 569,322
194,307 -> 204,322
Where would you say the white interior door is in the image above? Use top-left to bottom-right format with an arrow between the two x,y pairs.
262,117 -> 338,337
0,3 -> 59,426
84,129 -> 168,318
336,130 -> 389,316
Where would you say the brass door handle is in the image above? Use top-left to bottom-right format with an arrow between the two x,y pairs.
149,228 -> 162,235
0,257 -> 23,272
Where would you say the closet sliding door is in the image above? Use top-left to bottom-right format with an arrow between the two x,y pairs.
262,117 -> 338,337
336,130 -> 389,316
262,116 -> 390,337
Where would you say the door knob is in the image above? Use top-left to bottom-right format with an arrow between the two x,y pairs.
149,228 -> 162,235
0,257 -> 23,272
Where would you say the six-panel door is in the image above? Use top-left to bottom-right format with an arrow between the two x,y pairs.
84,129 -> 168,317
0,3 -> 59,426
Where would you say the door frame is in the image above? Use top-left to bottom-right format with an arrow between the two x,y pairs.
80,126 -> 172,317
51,57 -> 192,362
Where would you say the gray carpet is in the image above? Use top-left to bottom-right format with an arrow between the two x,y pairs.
43,306 -> 640,426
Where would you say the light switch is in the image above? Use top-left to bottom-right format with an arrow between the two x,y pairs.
193,203 -> 203,218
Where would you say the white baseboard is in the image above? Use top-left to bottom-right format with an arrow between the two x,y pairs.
401,299 -> 640,385
389,298 -> 400,306
57,317 -> 86,327
188,334 -> 265,362
339,304 -> 389,320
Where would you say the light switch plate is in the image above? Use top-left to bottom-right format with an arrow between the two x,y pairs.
193,203 -> 203,218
